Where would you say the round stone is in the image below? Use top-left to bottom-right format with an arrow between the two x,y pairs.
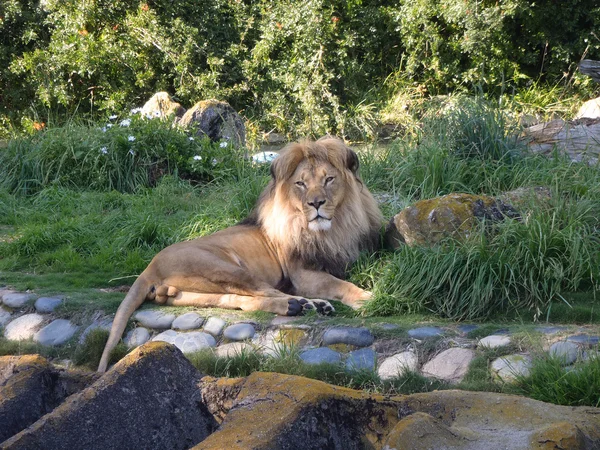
3,293 -> 35,309
153,330 -> 216,353
34,319 -> 78,346
408,327 -> 444,339
4,314 -> 45,340
172,312 -> 204,331
125,327 -> 150,348
549,341 -> 580,365
35,297 -> 63,313
491,354 -> 532,382
134,310 -> 176,329
0,309 -> 12,326
378,351 -> 419,380
478,335 -> 511,349
345,348 -> 376,372
322,327 -> 374,347
79,318 -> 113,343
214,342 -> 254,358
223,323 -> 255,341
203,317 -> 226,337
567,334 -> 599,346
421,348 -> 475,384
300,347 -> 341,365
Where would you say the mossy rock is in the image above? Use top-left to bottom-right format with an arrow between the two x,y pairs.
141,92 -> 186,119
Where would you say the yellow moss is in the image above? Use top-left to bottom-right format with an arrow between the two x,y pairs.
532,422 -> 586,449
327,343 -> 355,353
274,329 -> 307,346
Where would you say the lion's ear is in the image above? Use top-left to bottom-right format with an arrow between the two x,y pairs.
270,143 -> 304,182
346,148 -> 360,175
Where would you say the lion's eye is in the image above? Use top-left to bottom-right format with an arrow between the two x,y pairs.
325,176 -> 335,185
295,181 -> 306,188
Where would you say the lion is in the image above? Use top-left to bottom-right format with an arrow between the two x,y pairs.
98,137 -> 383,372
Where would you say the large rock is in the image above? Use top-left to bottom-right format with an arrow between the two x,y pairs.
140,92 -> 186,120
421,348 -> 475,383
178,100 -> 246,148
3,342 -> 217,449
385,193 -> 518,248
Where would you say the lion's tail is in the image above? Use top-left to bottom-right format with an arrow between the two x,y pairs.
97,274 -> 153,372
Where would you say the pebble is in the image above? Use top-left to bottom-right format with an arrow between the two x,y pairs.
79,318 -> 113,343
35,297 -> 63,313
408,326 -> 444,339
345,348 -> 376,371
214,342 -> 254,358
125,327 -> 150,348
300,347 -> 341,365
203,317 -> 226,337
3,293 -> 35,309
34,319 -> 78,346
478,335 -> 511,349
491,354 -> 532,382
0,310 -> 12,326
322,327 -> 374,347
549,341 -> 580,365
4,313 -> 44,340
567,334 -> 599,346
134,310 -> 176,329
153,330 -> 216,353
223,323 -> 255,341
172,312 -> 204,331
421,348 -> 475,383
378,351 -> 419,380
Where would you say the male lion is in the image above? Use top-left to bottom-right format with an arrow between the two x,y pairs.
98,137 -> 382,372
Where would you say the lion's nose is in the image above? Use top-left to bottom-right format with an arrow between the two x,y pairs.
307,198 -> 326,210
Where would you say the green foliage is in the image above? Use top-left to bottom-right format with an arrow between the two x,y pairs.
72,329 -> 129,370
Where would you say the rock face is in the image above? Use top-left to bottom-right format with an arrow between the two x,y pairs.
385,193 -> 518,248
140,92 -> 186,119
2,343 -> 217,449
179,100 -> 246,148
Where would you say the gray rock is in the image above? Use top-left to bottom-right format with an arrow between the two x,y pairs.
3,293 -> 35,309
491,354 -> 532,382
549,341 -> 580,365
378,351 -> 419,380
34,297 -> 63,313
4,314 -> 45,340
322,327 -> 374,347
421,348 -> 475,383
567,334 -> 599,346
251,151 -> 279,164
300,347 -> 342,365
153,330 -> 216,353
457,324 -> 478,334
125,327 -> 150,348
478,334 -> 511,349
203,317 -> 226,337
134,310 -> 176,329
0,309 -> 12,326
0,289 -> 16,301
34,319 -> 78,346
214,342 -> 254,358
223,323 -> 255,341
79,318 -> 113,344
172,312 -> 204,331
536,326 -> 566,335
408,326 -> 444,339
345,348 -> 376,372
178,100 -> 246,148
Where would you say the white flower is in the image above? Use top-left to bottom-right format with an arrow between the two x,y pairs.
128,135 -> 135,142
219,141 -> 228,148
193,155 -> 202,161
99,147 -> 108,154
120,118 -> 131,127
189,136 -> 195,141
129,149 -> 135,156
109,114 -> 118,120
106,123 -> 113,128
212,158 -> 217,166
154,111 -> 161,117
130,107 -> 143,114
101,126 -> 107,132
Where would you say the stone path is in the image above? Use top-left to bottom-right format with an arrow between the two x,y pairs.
1,289 -> 599,383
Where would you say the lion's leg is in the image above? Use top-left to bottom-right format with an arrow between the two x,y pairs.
164,291 -> 334,316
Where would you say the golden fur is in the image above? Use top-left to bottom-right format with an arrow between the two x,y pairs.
98,138 -> 382,372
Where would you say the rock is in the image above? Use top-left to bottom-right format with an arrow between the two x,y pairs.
263,132 -> 286,144
421,348 -> 475,383
322,327 -> 374,347
0,289 -> 16,300
4,314 -> 45,340
383,412 -> 468,449
251,151 -> 279,164
299,347 -> 341,365
2,343 -> 217,449
575,96 -> 600,119
385,193 -> 518,248
214,342 -> 254,358
0,309 -> 12,326
134,309 -> 176,329
79,318 -> 112,344
499,186 -> 552,209
203,317 -> 226,337
345,348 -> 376,372
567,334 -> 599,346
172,312 -> 204,331
536,326 -> 567,335
153,330 -> 216,353
2,293 -> 35,309
407,326 -> 444,339
269,315 -> 301,327
491,354 -> 532,382
549,341 -> 580,365
34,297 -> 62,314
478,334 -> 511,348
125,327 -> 150,348
178,100 -> 246,148
223,323 -> 255,341
140,92 -> 186,120
456,324 -> 478,334
33,319 -> 78,346
378,351 -> 419,380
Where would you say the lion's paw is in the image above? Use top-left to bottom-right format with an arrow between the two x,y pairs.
286,298 -> 335,316
154,284 -> 179,304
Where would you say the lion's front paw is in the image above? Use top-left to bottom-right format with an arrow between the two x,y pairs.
286,298 -> 335,316
343,289 -> 372,310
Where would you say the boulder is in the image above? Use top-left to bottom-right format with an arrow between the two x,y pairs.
140,92 -> 186,120
385,193 -> 518,248
178,100 -> 246,148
